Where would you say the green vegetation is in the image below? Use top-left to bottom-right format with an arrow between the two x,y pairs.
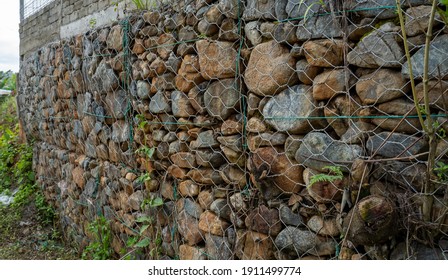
308,166 -> 344,187
0,70 -> 16,91
82,216 -> 113,260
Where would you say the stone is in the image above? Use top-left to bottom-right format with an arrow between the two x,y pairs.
372,99 -> 422,134
272,22 -> 298,44
195,149 -> 226,168
405,5 -> 442,37
196,40 -> 241,80
175,54 -> 205,93
307,215 -> 340,237
242,231 -> 275,260
371,161 -> 426,191
135,81 -> 151,100
188,82 -> 208,114
72,167 -> 85,189
296,14 -> 343,41
167,165 -> 188,180
313,69 -> 356,101
324,94 -> 363,137
151,73 -> 176,93
210,198 -> 232,221
285,135 -> 303,161
366,132 -> 428,158
303,39 -> 345,67
178,210 -> 203,245
286,0 -> 327,19
295,132 -> 364,172
221,145 -> 245,167
198,190 -> 214,210
275,226 -> 317,256
246,117 -> 266,133
415,80 -> 448,110
250,147 -> 304,200
93,61 -> 119,93
204,79 -> 241,120
190,130 -> 219,149
160,181 -> 176,200
170,152 -> 197,168
157,33 -> 177,60
356,69 -> 409,105
129,190 -> 144,211
302,168 -> 345,203
149,91 -> 170,114
205,234 -> 233,260
245,40 -> 297,96
279,204 -> 303,227
179,180 -> 200,197
263,85 -> 320,134
245,205 -> 282,236
187,169 -> 224,185
132,38 -> 145,55
341,121 -> 380,144
296,59 -> 321,85
183,198 -> 204,219
221,118 -> 243,135
107,24 -> 123,51
148,57 -> 167,78
348,22 -> 404,68
218,0 -> 241,19
219,18 -> 240,41
171,90 -> 196,118
346,0 -> 434,20
403,34 -> 448,80
217,135 -> 243,152
199,211 -> 230,236
220,165 -> 246,188
179,245 -> 207,260
248,132 -> 287,151
243,0 -> 277,21
111,120 -> 130,143
244,21 -> 262,46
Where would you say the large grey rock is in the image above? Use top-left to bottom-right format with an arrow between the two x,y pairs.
402,34 -> 448,80
296,14 -> 343,41
348,22 -> 404,68
218,0 -> 242,19
243,0 -> 277,20
210,198 -> 232,221
111,120 -> 130,143
171,90 -> 195,118
279,204 -> 303,227
149,91 -> 170,114
204,79 -> 241,120
205,234 -> 233,260
244,21 -> 263,46
405,5 -> 442,37
104,90 -> 128,119
92,61 -> 119,93
275,226 -> 317,256
286,0 -> 328,19
346,0 -> 433,20
263,85 -> 320,134
136,81 -> 150,100
367,132 -> 428,158
295,132 -> 363,172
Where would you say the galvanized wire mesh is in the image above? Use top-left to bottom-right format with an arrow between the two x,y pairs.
21,0 -> 56,20
18,0 -> 448,260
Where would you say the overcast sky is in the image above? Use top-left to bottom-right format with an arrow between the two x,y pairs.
0,1 -> 20,72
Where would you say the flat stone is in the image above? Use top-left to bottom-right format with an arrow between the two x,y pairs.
149,91 -> 170,114
415,80 -> 448,110
179,245 -> 207,260
205,234 -> 233,260
111,120 -> 130,143
295,132 -> 364,172
405,5 -> 443,37
171,90 -> 196,118
178,180 -> 200,197
296,14 -> 343,41
313,69 -> 356,101
371,99 -> 422,134
190,130 -> 219,149
210,198 -> 232,221
245,40 -> 298,96
263,85 -> 320,134
286,0 -> 327,19
247,117 -> 266,133
348,22 -> 404,68
366,132 -> 428,158
242,231 -> 275,260
275,226 -> 317,256
303,39 -> 345,67
198,190 -> 214,210
279,204 -> 303,227
296,59 -> 321,85
346,0 -> 434,20
245,205 -> 282,236
221,118 -> 243,135
170,152 -> 197,168
183,198 -> 204,219
219,165 -> 246,188
307,215 -> 340,237
175,54 -> 205,93
178,210 -> 203,245
187,168 -> 224,185
195,149 -> 226,168
243,0 -> 277,21
403,34 -> 448,79
107,24 -> 123,51
248,132 -> 287,152
217,135 -> 243,152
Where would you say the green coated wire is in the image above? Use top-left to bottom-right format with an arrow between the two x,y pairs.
264,114 -> 448,120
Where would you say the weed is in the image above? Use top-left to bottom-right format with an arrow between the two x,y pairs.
82,216 -> 113,260
308,166 -> 344,187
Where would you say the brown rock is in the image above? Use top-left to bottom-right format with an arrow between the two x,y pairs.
303,168 -> 345,203
245,205 -> 282,237
170,152 -> 197,168
247,117 -> 267,133
356,69 -> 409,105
307,215 -> 340,237
250,147 -> 304,200
175,54 -> 205,93
178,180 -> 200,197
157,33 -> 177,59
242,231 -> 275,260
198,190 -> 213,210
196,40 -> 241,80
107,25 -> 123,51
248,133 -> 287,152
296,59 -> 322,85
167,165 -> 188,180
405,5 -> 442,37
198,211 -> 230,236
324,95 -> 362,137
313,69 -> 356,101
179,244 -> 207,260
178,210 -> 203,245
220,165 -> 246,188
171,90 -> 196,118
204,79 -> 242,119
187,168 -> 224,185
132,38 -> 145,55
221,118 -> 243,135
160,181 -> 175,200
415,80 -> 448,110
221,145 -> 245,167
303,39 -> 345,67
72,167 -> 85,189
245,40 -> 297,96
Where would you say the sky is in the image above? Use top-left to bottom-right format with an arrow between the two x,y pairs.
0,1 -> 20,72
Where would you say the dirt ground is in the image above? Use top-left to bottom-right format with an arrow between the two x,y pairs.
0,201 -> 79,260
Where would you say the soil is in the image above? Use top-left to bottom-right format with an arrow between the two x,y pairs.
0,201 -> 79,260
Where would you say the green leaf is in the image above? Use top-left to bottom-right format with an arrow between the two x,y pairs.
149,197 -> 163,207
136,216 -> 152,223
139,224 -> 150,235
134,237 -> 151,248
